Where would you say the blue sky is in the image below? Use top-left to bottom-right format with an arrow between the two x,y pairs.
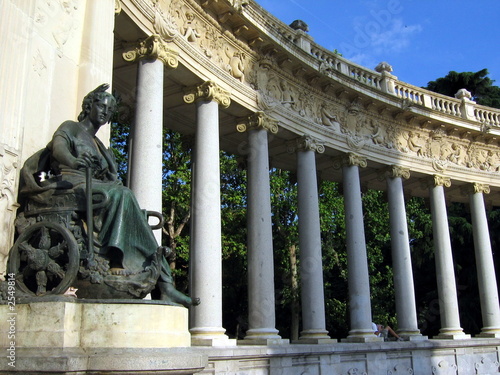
256,0 -> 500,89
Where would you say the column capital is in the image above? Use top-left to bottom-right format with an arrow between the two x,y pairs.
423,174 -> 451,189
332,153 -> 367,169
183,81 -> 231,108
381,165 -> 410,181
462,182 -> 491,195
122,34 -> 179,68
287,135 -> 325,154
236,111 -> 279,134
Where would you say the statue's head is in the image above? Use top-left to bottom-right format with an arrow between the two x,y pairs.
78,83 -> 117,122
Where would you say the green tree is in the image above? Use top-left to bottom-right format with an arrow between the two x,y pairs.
425,69 -> 500,108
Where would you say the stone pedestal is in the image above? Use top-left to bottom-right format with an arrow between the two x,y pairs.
0,299 -> 206,374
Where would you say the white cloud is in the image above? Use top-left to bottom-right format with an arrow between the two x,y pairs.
370,18 -> 422,53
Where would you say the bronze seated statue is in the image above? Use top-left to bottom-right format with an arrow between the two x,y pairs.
7,84 -> 197,307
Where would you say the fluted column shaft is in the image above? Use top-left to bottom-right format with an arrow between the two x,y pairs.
337,154 -> 378,342
428,176 -> 468,339
469,184 -> 500,337
293,137 -> 331,342
238,112 -> 282,343
385,167 -> 420,337
184,81 -> 233,346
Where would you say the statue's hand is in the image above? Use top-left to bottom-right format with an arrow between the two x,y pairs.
74,152 -> 100,171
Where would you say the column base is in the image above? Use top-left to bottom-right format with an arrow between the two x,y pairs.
190,327 -> 236,347
238,338 -> 290,346
433,333 -> 471,340
239,328 -> 288,345
295,329 -> 336,344
405,335 -> 429,341
476,326 -> 500,338
398,329 -> 428,341
292,338 -> 337,344
342,328 -> 383,343
191,337 -> 237,347
341,336 -> 383,343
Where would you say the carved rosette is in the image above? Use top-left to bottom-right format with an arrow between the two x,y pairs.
122,35 -> 178,68
382,165 -> 411,180
332,153 -> 367,169
183,81 -> 231,108
236,111 -> 279,134
287,135 -> 325,154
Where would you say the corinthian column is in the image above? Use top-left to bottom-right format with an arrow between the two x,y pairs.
467,183 -> 500,337
184,81 -> 235,346
427,175 -> 469,339
335,153 -> 380,342
236,112 -> 287,345
288,135 -> 333,343
123,35 -> 179,243
384,166 -> 422,339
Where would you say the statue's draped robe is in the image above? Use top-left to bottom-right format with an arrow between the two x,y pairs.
19,121 -> 172,283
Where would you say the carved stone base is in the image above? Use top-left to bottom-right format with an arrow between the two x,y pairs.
0,299 -> 207,373
0,299 -> 191,349
0,347 -> 207,374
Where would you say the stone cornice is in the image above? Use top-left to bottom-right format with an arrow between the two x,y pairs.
286,135 -> 325,154
236,111 -> 278,134
183,81 -> 231,108
122,34 -> 179,68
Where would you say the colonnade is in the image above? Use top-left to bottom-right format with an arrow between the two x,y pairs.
122,35 -> 500,346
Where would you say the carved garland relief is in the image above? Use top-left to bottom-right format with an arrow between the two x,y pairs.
0,147 -> 20,280
154,0 -> 498,176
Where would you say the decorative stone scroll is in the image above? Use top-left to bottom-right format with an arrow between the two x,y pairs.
183,81 -> 231,108
236,111 -> 279,134
382,165 -> 411,180
122,34 -> 179,68
461,182 -> 491,195
332,153 -> 367,169
286,135 -> 325,154
423,175 -> 452,189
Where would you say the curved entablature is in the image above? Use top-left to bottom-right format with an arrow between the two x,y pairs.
116,0 -> 500,197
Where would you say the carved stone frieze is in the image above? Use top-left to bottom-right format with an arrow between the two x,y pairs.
431,360 -> 457,375
474,356 -> 500,374
183,80 -> 231,108
123,0 -> 500,181
153,3 -> 178,41
0,145 -> 20,280
122,34 -> 179,68
286,135 -> 325,154
236,111 -> 279,134
35,0 -> 81,56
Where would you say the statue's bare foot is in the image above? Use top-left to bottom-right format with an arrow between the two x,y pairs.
158,281 -> 200,308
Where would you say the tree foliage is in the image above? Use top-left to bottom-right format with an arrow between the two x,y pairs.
425,69 -> 500,108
